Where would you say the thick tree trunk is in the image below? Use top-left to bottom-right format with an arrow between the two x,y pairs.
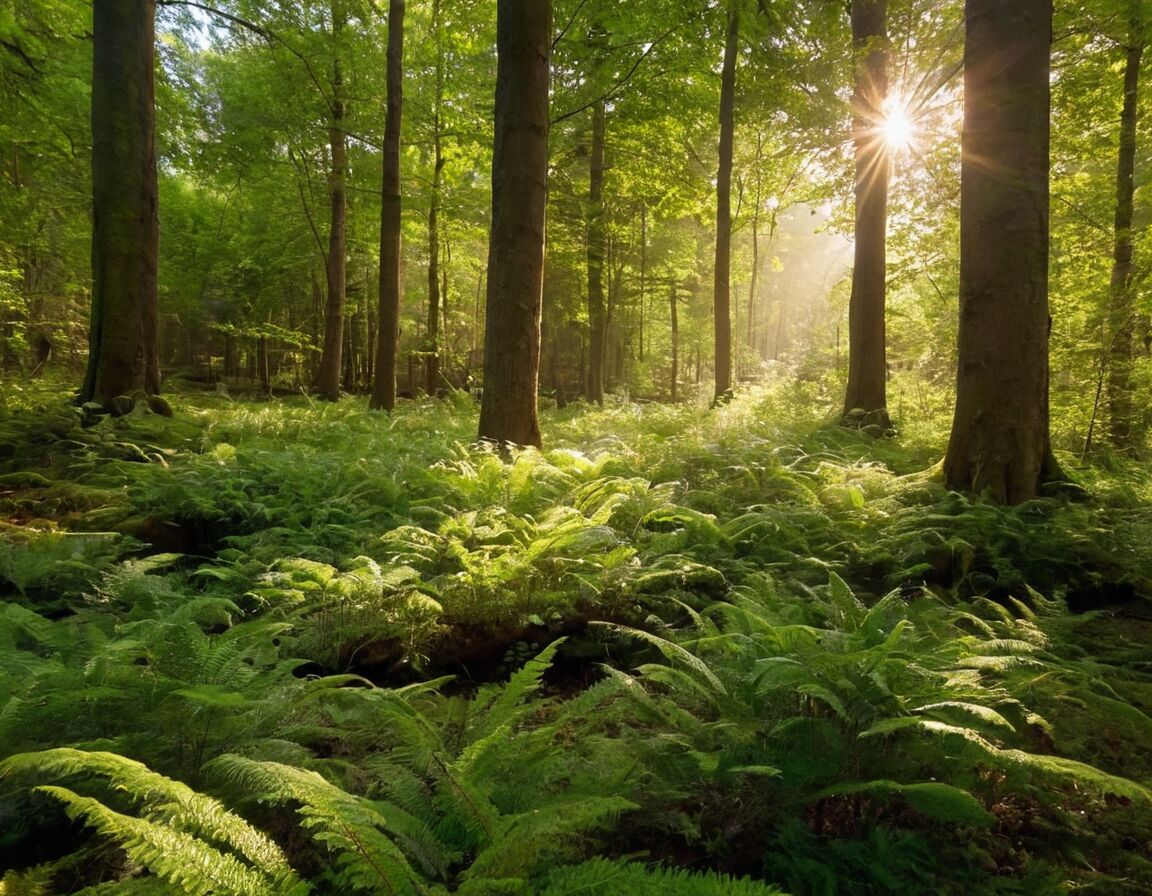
425,0 -> 444,397
586,98 -> 607,404
1105,24 -> 1143,451
316,1 -> 348,402
841,0 -> 890,428
371,0 -> 405,412
712,2 -> 738,404
82,0 -> 160,406
944,0 -> 1057,504
477,0 -> 551,448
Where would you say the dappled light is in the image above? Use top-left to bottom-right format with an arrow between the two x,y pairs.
3,0 -> 1152,893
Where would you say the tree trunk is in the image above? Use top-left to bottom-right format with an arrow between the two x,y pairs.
944,0 -> 1058,504
371,0 -> 405,412
841,0 -> 891,429
712,1 -> 738,404
587,96 -> 607,404
477,0 -> 551,448
257,334 -> 270,395
669,284 -> 679,402
425,0 -> 444,397
316,0 -> 348,402
747,136 -> 763,361
1105,18 -> 1143,451
638,203 -> 647,362
81,0 -> 160,407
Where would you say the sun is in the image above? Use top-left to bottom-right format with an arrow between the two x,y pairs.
880,95 -> 915,152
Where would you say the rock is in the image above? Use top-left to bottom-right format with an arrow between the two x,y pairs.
146,394 -> 174,417
107,395 -> 135,417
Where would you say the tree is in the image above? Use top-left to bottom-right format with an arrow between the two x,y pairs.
424,0 -> 444,398
712,0 -> 738,404
841,0 -> 890,429
315,0 -> 348,402
1104,0 -> 1145,450
586,89 -> 607,405
371,0 -> 405,412
943,0 -> 1058,504
477,0 -> 551,448
81,0 -> 161,407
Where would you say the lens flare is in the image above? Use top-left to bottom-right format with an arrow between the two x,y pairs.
881,95 -> 915,151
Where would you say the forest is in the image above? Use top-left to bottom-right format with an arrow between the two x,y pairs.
3,0 -> 1152,893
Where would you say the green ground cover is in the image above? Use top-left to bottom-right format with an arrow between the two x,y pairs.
1,380 -> 1151,895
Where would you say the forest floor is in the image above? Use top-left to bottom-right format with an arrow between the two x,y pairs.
2,377 -> 1152,895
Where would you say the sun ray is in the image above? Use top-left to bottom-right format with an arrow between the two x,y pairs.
881,94 -> 916,152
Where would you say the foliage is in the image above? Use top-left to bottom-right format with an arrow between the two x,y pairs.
2,385 -> 1152,893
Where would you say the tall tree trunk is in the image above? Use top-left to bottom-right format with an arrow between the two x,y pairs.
747,143 -> 762,361
587,97 -> 607,404
841,0 -> 891,428
477,0 -> 551,448
1105,17 -> 1144,451
257,334 -> 270,395
371,0 -> 405,411
669,284 -> 679,402
441,237 -> 451,381
944,0 -> 1058,504
638,203 -> 647,362
82,0 -> 160,407
712,1 -> 738,404
425,0 -> 444,397
316,0 -> 348,402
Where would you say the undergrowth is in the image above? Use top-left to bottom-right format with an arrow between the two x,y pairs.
1,379 -> 1151,894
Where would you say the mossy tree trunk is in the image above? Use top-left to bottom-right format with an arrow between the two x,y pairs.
944,0 -> 1058,504
841,0 -> 890,429
371,0 -> 405,411
82,0 -> 160,406
477,0 -> 551,448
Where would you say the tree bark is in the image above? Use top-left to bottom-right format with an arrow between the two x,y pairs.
1105,17 -> 1143,451
586,96 -> 607,404
669,284 -> 679,402
477,0 -> 551,448
944,0 -> 1057,504
425,0 -> 444,398
712,1 -> 738,404
316,0 -> 348,402
82,0 -> 160,406
371,0 -> 405,411
841,0 -> 890,428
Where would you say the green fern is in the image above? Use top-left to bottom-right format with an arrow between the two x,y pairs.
206,755 -> 428,895
0,749 -> 305,896
541,858 -> 786,895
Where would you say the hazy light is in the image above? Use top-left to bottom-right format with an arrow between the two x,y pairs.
881,95 -> 915,152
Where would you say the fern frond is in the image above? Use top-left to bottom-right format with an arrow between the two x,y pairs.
35,787 -> 300,896
542,857 -> 785,895
594,623 -> 726,696
206,754 -> 428,894
1,749 -> 292,878
465,639 -> 565,748
809,779 -> 993,827
466,796 -> 636,880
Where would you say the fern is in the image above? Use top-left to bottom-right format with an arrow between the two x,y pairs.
0,749 -> 305,896
206,755 -> 428,895
541,858 -> 786,895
